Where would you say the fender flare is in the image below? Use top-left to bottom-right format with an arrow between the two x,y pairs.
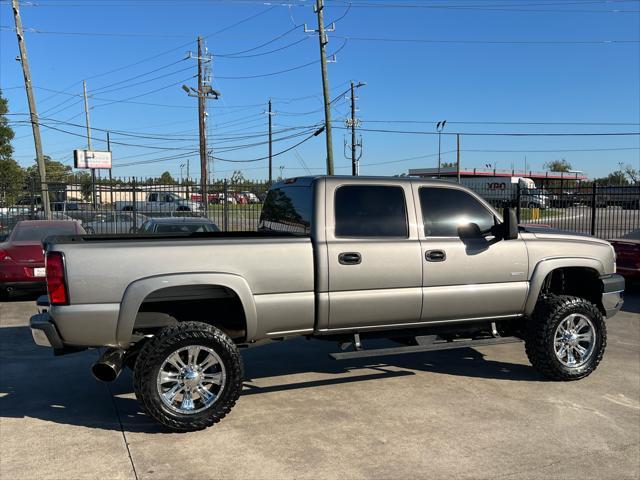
115,272 -> 257,347
525,256 -> 605,316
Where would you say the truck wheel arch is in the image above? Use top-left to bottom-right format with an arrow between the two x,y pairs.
116,273 -> 258,347
525,257 -> 605,317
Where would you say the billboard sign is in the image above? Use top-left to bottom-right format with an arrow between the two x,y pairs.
74,150 -> 112,169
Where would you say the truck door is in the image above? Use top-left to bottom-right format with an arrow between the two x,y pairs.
413,184 -> 529,322
326,181 -> 423,330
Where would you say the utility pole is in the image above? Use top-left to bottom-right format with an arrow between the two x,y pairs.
82,80 -> 97,208
197,36 -> 208,211
107,131 -> 114,207
268,99 -> 273,184
183,37 -> 218,210
307,0 -> 336,175
436,120 -> 447,179
12,0 -> 50,218
345,81 -> 365,176
456,133 -> 461,183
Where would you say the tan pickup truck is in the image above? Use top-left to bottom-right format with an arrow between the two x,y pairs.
30,176 -> 625,431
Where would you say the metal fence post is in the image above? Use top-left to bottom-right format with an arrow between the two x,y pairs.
590,181 -> 597,236
223,179 -> 229,232
132,177 -> 138,233
516,181 -> 521,223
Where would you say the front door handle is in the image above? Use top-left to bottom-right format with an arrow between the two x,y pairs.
425,250 -> 446,262
338,252 -> 362,265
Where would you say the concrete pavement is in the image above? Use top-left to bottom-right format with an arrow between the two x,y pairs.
1,292 -> 639,480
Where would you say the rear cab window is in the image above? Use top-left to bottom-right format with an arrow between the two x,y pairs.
334,185 -> 408,238
259,185 -> 313,235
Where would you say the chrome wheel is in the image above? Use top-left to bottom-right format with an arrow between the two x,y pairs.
553,313 -> 596,368
156,345 -> 226,415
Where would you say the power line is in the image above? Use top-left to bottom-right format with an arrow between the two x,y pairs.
356,119 -> 640,126
333,34 -> 640,45
216,36 -> 310,59
333,126 -> 640,136
215,23 -> 303,57
216,40 -> 347,79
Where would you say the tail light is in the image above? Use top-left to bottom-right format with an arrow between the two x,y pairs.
0,249 -> 12,261
46,251 -> 68,305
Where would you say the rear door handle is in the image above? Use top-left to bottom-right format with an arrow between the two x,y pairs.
425,250 -> 446,262
338,252 -> 362,265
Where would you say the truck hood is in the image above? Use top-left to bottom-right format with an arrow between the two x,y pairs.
522,226 -> 612,248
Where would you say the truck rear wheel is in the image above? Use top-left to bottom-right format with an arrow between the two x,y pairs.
525,295 -> 606,381
133,321 -> 243,432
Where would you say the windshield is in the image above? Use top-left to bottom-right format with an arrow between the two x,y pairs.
12,223 -> 77,241
154,223 -> 219,234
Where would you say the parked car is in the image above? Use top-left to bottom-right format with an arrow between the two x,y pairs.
115,192 -> 202,213
2,211 -> 79,234
84,212 -> 148,234
610,229 -> 640,280
239,191 -> 261,204
139,216 -> 220,234
1,220 -> 84,297
30,176 -> 624,432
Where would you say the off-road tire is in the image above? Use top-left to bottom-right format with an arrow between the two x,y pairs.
525,295 -> 606,381
133,322 -> 243,432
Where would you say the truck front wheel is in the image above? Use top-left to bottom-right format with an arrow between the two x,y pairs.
525,295 -> 606,381
133,322 -> 243,432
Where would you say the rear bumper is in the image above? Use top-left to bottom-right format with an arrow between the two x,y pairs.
601,274 -> 625,318
30,304 -> 86,355
30,312 -> 64,349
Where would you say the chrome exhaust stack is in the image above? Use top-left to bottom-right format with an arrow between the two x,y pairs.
91,348 -> 125,382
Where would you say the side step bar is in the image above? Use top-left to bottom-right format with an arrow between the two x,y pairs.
329,336 -> 523,361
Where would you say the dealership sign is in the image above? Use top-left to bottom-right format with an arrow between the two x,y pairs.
74,150 -> 112,169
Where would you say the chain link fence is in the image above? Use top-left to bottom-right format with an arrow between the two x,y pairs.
1,177 -> 638,239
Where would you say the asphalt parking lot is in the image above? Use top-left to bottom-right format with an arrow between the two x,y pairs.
1,290 -> 639,480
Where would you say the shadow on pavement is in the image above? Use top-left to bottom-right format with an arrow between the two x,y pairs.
1,291 -> 42,303
0,323 -> 540,434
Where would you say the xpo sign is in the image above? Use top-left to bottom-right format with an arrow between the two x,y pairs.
74,150 -> 112,169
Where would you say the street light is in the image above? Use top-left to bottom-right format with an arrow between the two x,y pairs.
180,163 -> 186,184
436,120 -> 447,178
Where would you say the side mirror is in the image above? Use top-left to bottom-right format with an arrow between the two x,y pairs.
502,207 -> 519,240
458,223 -> 482,239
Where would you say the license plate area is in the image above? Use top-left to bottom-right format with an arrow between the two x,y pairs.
33,267 -> 46,277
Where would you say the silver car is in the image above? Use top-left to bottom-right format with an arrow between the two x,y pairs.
84,212 -> 147,234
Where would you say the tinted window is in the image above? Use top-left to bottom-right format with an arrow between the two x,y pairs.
335,185 -> 408,238
259,186 -> 312,235
154,223 -> 219,234
12,223 -> 77,241
419,187 -> 495,237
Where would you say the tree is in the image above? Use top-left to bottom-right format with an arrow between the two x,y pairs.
543,159 -> 572,172
595,170 -> 629,186
623,165 -> 639,184
157,171 -> 176,184
230,170 -> 246,185
0,91 -> 26,206
26,156 -> 71,183
441,162 -> 457,168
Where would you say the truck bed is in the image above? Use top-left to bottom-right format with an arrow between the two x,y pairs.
45,232 -> 315,346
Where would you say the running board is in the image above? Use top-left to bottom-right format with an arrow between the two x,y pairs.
329,336 -> 523,361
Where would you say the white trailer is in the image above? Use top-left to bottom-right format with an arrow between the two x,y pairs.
455,176 -> 548,209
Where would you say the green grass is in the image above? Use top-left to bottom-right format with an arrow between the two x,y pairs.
519,208 -> 563,221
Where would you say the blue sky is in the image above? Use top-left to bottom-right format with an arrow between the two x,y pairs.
1,0 -> 639,181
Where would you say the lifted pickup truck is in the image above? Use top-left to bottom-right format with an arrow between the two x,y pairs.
30,176 -> 625,432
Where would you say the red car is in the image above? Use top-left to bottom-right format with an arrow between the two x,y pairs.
0,220 -> 85,297
610,229 -> 640,281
